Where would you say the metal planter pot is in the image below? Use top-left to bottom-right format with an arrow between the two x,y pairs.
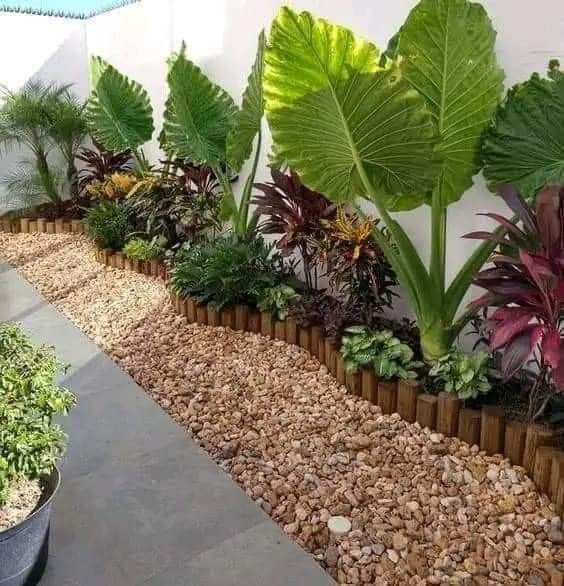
0,468 -> 60,586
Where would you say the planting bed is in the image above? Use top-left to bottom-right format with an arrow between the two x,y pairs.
1,232 -> 563,585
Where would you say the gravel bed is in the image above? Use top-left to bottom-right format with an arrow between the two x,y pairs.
1,233 -> 563,584
18,237 -> 105,301
0,478 -> 42,532
0,233 -> 75,267
55,269 -> 167,351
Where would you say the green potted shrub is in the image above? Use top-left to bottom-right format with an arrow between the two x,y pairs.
0,323 -> 76,585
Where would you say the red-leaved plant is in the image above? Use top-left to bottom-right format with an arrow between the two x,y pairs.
252,168 -> 335,289
467,184 -> 564,419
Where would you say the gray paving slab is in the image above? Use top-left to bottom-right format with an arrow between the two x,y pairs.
0,265 -> 332,586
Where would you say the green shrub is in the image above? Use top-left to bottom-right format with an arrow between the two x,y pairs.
256,284 -> 300,321
0,323 -> 76,505
341,326 -> 422,381
122,237 -> 164,262
171,235 -> 291,310
429,350 -> 494,400
84,200 -> 132,250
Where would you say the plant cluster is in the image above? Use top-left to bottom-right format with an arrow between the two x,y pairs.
171,236 -> 294,310
256,284 -> 300,321
86,172 -> 138,201
429,350 -> 494,401
84,200 -> 133,250
0,323 -> 76,505
341,326 -> 422,381
125,161 -> 222,246
122,237 -> 164,262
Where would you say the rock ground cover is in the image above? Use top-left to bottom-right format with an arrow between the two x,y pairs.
1,233 -> 563,584
0,479 -> 41,532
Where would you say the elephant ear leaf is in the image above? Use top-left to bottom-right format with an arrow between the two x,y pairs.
397,0 -> 504,205
483,60 -> 564,199
264,6 -> 439,208
163,51 -> 237,167
86,56 -> 154,153
226,30 -> 266,172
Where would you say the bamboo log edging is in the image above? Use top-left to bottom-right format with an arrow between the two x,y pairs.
0,216 -> 87,235
88,242 -> 564,526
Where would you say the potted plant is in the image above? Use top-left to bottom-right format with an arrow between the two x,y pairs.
0,323 -> 76,585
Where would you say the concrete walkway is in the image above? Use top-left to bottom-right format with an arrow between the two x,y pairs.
0,264 -> 332,586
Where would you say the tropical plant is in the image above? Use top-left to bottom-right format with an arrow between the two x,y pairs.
0,323 -> 76,505
429,350 -> 494,400
341,326 -> 422,380
86,57 -> 154,171
0,81 -> 69,211
252,167 -> 335,288
263,2 -> 505,359
76,142 -> 132,193
483,60 -> 564,198
86,172 -> 138,201
256,284 -> 300,321
468,184 -> 564,419
84,200 -> 132,250
122,236 -> 164,262
171,235 -> 290,310
45,90 -> 87,199
126,161 -> 222,246
315,208 -> 397,320
163,34 -> 267,237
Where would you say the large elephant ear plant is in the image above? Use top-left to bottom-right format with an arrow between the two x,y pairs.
264,0 -> 504,359
163,34 -> 267,238
86,56 -> 154,171
483,60 -> 564,198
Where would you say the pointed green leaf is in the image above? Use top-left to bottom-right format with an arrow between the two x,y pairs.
483,61 -> 564,198
398,0 -> 504,204
86,56 -> 154,153
264,6 -> 439,207
226,31 -> 265,172
163,52 -> 237,166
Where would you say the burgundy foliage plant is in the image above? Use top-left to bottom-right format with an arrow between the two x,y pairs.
467,184 -> 564,418
252,168 -> 335,289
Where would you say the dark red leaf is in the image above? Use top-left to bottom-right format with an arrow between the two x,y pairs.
500,326 -> 542,379
490,314 -> 534,350
542,329 -> 561,368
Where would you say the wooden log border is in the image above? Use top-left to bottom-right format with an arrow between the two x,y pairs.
84,230 -> 564,530
0,217 -> 87,235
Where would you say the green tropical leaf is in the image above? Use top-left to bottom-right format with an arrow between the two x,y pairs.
264,6 -> 439,208
86,57 -> 154,153
163,51 -> 237,167
226,30 -> 266,172
397,0 -> 504,205
483,60 -> 564,198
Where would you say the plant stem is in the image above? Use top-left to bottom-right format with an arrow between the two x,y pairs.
236,128 -> 262,237
430,184 -> 447,304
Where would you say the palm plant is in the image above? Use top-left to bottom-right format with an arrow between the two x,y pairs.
0,81 -> 67,210
163,34 -> 267,238
45,91 -> 87,199
85,57 -> 154,172
263,1 -> 506,359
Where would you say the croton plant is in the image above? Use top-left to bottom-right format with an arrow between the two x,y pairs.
468,184 -> 564,393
